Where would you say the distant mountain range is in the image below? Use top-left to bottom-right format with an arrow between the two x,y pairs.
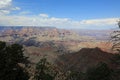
0,26 -> 113,41
71,29 -> 113,41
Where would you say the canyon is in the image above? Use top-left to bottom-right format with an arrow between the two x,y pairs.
0,26 -> 114,63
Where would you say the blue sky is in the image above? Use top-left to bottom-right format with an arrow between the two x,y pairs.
0,0 -> 120,29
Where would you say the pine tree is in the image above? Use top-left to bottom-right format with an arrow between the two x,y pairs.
34,58 -> 58,80
85,62 -> 113,80
0,41 -> 29,80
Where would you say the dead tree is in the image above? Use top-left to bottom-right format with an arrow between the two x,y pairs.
111,19 -> 120,53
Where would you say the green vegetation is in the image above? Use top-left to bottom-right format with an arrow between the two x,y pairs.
34,58 -> 57,80
85,62 -> 113,80
0,41 -> 29,80
66,71 -> 85,80
0,41 -> 117,80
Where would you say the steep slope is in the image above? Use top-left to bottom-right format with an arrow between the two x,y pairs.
56,47 -> 114,72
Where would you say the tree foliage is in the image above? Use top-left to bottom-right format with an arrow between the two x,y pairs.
111,20 -> 120,53
34,58 -> 58,80
65,71 -> 85,80
0,41 -> 29,80
85,62 -> 113,80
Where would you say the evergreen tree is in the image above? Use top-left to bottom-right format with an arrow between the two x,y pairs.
65,71 -> 85,80
34,58 -> 58,80
85,62 -> 113,80
0,41 -> 29,80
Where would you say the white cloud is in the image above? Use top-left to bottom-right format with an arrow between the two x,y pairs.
0,0 -> 20,15
0,13 -> 119,29
0,0 -> 11,8
11,7 -> 20,10
0,10 -> 10,15
19,11 -> 31,15
80,18 -> 117,25
39,14 -> 49,18
0,0 -> 118,29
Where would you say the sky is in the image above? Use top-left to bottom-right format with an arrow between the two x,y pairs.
0,0 -> 120,29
